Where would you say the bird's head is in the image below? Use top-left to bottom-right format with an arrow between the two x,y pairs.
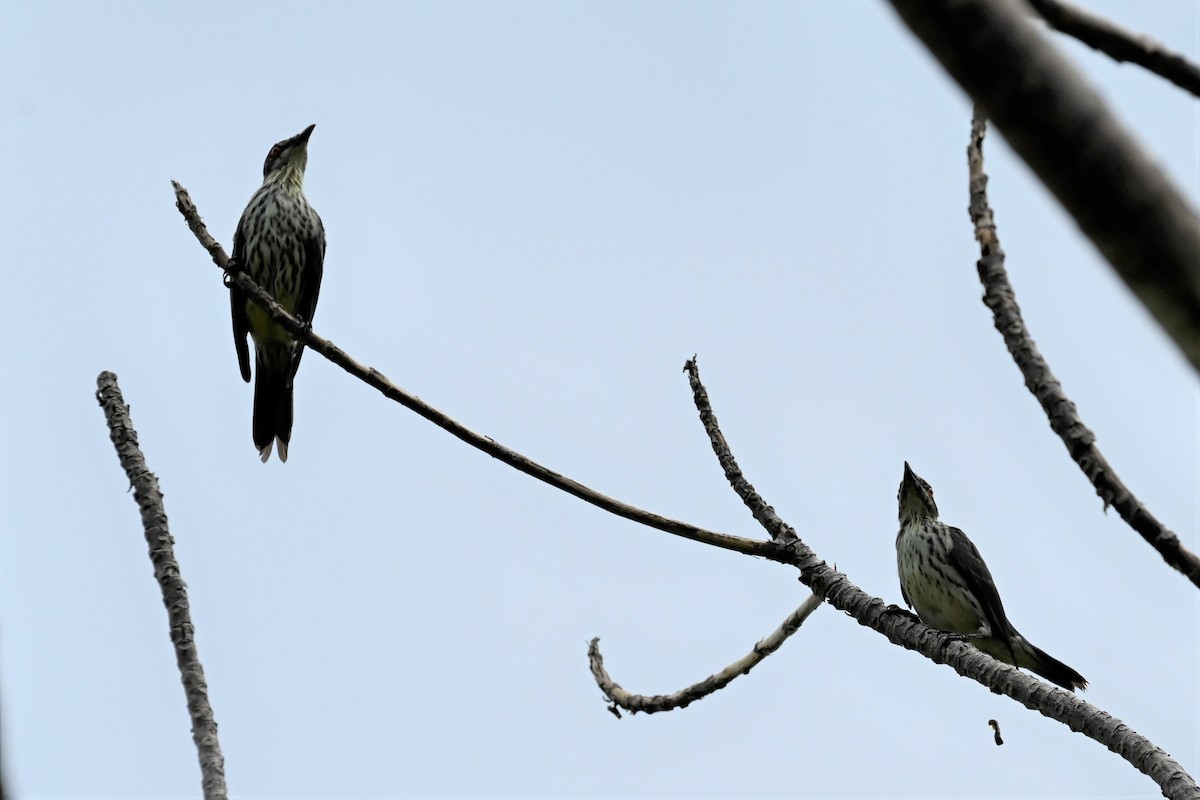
261,124 -> 315,186
898,461 -> 939,525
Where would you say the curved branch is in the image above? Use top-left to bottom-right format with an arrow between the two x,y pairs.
884,0 -> 1200,377
682,358 -> 1196,800
967,113 -> 1200,588
1029,0 -> 1200,97
95,372 -> 227,800
589,592 -> 823,714
171,182 -> 772,561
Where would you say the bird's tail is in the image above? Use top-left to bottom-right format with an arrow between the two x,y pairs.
1014,635 -> 1087,691
252,343 -> 294,463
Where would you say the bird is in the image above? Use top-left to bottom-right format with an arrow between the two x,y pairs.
230,124 -> 326,462
895,462 -> 1087,691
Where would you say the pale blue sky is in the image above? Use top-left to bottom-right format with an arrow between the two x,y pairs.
1,2 -> 1197,797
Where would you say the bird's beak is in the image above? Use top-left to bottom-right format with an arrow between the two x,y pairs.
295,124 -> 316,145
903,461 -> 915,481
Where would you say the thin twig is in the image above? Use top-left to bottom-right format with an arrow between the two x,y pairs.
967,112 -> 1200,589
171,181 -> 771,561
685,357 -> 798,544
885,0 -> 1200,377
1029,0 -> 1200,97
95,372 -> 227,800
589,592 -> 823,714
683,358 -> 1195,799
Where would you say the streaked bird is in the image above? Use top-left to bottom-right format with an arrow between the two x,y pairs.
895,462 -> 1087,691
230,124 -> 326,462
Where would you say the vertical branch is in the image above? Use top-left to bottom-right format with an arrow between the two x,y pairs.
95,372 -> 227,800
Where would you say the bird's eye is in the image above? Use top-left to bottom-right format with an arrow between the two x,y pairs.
269,145 -> 282,158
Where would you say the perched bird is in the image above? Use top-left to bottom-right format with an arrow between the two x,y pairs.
895,462 -> 1087,691
230,124 -> 326,462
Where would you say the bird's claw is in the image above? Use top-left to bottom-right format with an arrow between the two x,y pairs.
882,605 -> 921,624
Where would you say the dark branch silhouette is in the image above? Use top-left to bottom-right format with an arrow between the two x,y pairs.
95,372 -> 227,800
967,112 -> 1200,589
886,0 -> 1200,377
589,592 -> 822,714
1029,0 -> 1200,97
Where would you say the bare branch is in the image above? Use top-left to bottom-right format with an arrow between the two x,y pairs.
1028,0 -> 1200,97
967,112 -> 1200,589
175,179 -> 1197,797
95,372 -> 227,800
171,181 -> 771,561
884,0 -> 1200,377
682,359 -> 1196,799
589,592 -> 822,714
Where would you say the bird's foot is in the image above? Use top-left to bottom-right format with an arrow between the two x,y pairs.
882,604 -> 922,624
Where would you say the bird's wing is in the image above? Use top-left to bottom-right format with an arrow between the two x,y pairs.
947,526 -> 1016,655
230,217 -> 252,383
289,213 -> 326,377
895,530 -> 914,609
298,214 -> 325,323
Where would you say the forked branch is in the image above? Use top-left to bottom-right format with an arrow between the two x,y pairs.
174,178 -> 1197,799
678,360 -> 1193,799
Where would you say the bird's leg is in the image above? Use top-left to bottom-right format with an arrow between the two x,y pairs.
943,620 -> 996,643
